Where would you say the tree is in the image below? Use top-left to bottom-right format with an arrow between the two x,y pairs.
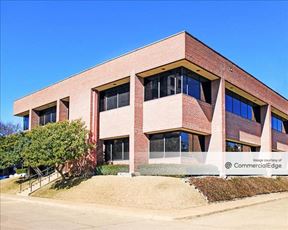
23,120 -> 92,181
0,121 -> 21,137
0,133 -> 25,170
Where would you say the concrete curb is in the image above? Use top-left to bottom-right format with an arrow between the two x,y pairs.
2,192 -> 288,221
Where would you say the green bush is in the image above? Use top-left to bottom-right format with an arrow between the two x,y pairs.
189,176 -> 288,202
138,164 -> 219,177
16,168 -> 26,174
95,164 -> 129,175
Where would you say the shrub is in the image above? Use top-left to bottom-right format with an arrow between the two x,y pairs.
138,164 -> 219,177
95,164 -> 129,175
16,168 -> 26,174
189,176 -> 288,202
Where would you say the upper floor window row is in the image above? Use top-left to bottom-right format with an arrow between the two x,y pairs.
39,107 -> 56,126
99,83 -> 130,112
272,114 -> 287,133
225,89 -> 260,122
144,67 -> 211,103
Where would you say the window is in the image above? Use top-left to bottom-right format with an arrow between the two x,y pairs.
39,107 -> 56,126
149,131 -> 205,158
100,83 -> 130,111
144,67 -> 211,103
225,95 -> 233,113
272,114 -> 286,133
104,138 -> 129,161
226,141 -> 258,152
23,115 -> 29,130
150,134 -> 165,158
225,89 -> 260,122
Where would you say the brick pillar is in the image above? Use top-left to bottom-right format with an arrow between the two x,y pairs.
260,104 -> 272,152
208,78 -> 226,152
30,109 -> 39,129
129,72 -> 149,173
91,90 -> 103,165
208,78 -> 226,177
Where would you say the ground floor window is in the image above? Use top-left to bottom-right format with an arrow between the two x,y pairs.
149,131 -> 205,158
104,138 -> 129,161
226,141 -> 259,152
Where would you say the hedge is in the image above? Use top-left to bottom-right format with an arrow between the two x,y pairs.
189,176 -> 288,202
95,164 -> 129,175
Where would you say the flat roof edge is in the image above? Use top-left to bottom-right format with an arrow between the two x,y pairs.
184,31 -> 288,102
14,31 -> 186,102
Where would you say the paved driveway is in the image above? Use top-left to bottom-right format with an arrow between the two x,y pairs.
1,196 -> 288,230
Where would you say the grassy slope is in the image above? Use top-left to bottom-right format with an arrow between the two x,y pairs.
32,176 -> 207,210
0,177 -> 37,194
0,178 -> 21,194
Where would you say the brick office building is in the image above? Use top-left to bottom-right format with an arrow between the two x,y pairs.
14,32 -> 288,172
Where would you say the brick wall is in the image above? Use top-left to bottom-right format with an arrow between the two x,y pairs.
226,112 -> 261,146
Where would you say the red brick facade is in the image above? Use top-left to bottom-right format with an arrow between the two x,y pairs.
14,31 -> 288,173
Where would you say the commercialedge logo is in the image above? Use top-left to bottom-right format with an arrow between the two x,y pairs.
225,162 -> 282,170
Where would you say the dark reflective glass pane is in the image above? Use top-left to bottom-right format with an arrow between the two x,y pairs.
233,97 -> 241,115
23,116 -> 29,130
118,84 -> 130,107
106,90 -> 117,110
113,140 -> 123,160
99,93 -> 106,112
165,132 -> 180,153
144,76 -> 158,101
160,74 -> 168,97
272,116 -> 278,130
240,101 -> 248,119
104,142 -> 112,162
278,119 -> 283,132
247,104 -> 253,120
167,74 -> 175,96
181,132 -> 189,152
225,95 -> 233,112
123,139 -> 129,160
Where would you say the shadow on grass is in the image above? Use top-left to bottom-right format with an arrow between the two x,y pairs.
51,175 -> 92,190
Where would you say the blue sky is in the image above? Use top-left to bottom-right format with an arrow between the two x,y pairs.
1,1 -> 288,125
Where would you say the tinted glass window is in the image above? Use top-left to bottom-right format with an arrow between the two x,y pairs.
149,131 -> 204,158
106,89 -> 117,110
144,76 -> 158,101
226,141 -> 259,152
23,115 -> 29,130
226,89 -> 260,122
118,84 -> 130,107
225,95 -> 233,112
150,134 -> 164,158
39,106 -> 56,126
160,74 -> 168,97
100,83 -> 130,111
123,139 -> 129,160
247,104 -> 253,120
241,101 -> 248,118
104,138 -> 129,161
272,114 -> 285,133
165,132 -> 180,152
144,67 -> 211,103
233,97 -> 241,115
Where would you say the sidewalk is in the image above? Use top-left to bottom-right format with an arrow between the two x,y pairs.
2,192 -> 288,220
